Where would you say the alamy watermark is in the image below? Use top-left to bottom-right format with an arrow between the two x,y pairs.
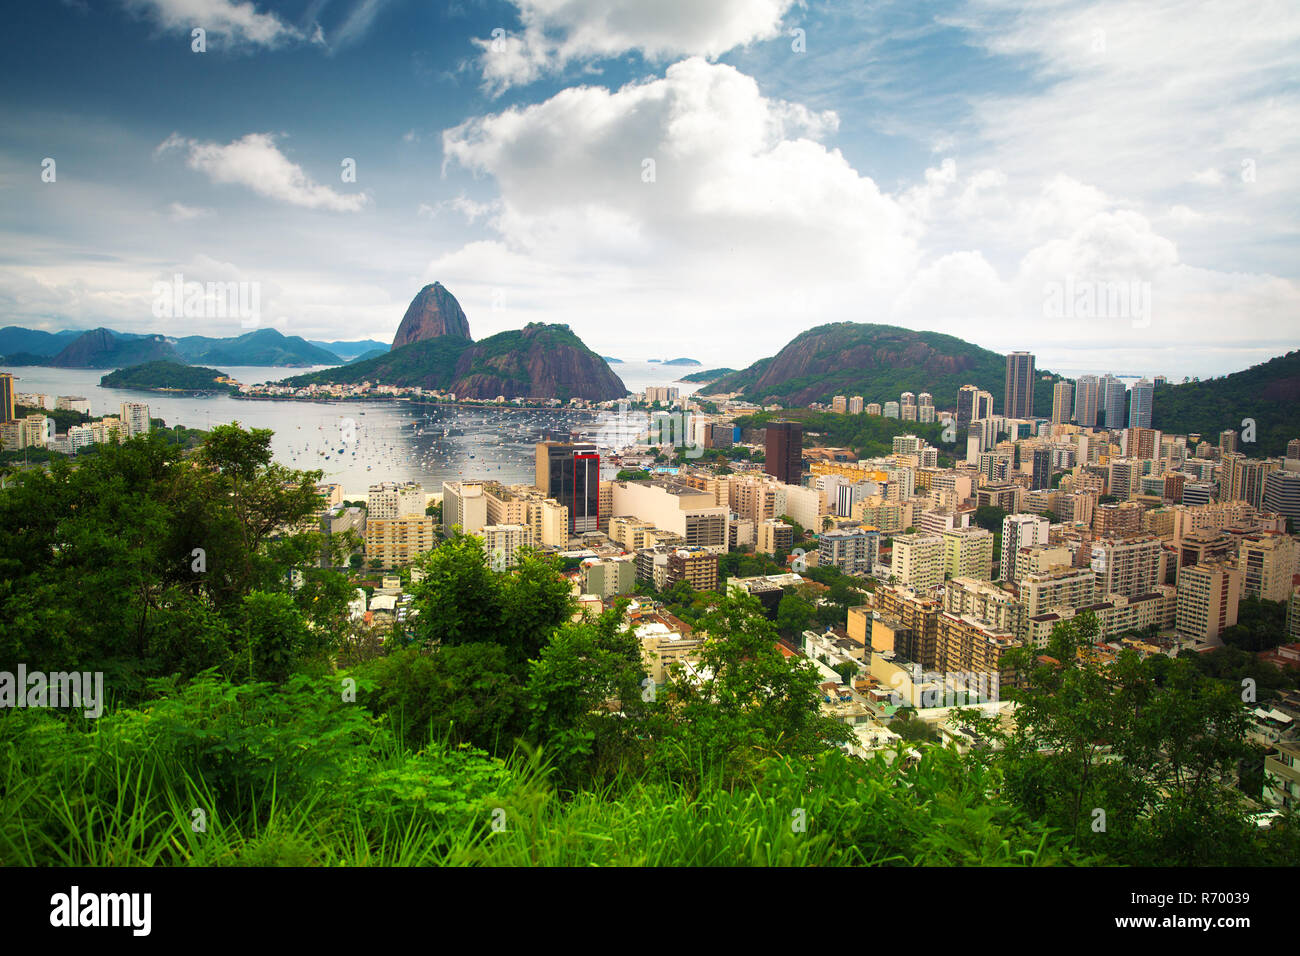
1043,275 -> 1151,328
0,665 -> 104,718
594,402 -> 703,458
151,273 -> 261,328
888,663 -> 1000,708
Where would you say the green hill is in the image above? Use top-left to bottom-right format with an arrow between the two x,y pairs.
283,324 -> 626,401
100,360 -> 233,393
285,336 -> 472,390
680,367 -> 736,383
702,323 -> 1063,413
1152,351 -> 1300,456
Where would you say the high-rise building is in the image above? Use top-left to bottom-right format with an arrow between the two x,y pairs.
1287,439 -> 1300,460
1001,513 -> 1050,582
1128,379 -> 1153,429
848,395 -> 864,414
442,480 -> 488,535
1090,536 -> 1164,600
368,481 -> 425,519
763,421 -> 803,486
1051,380 -> 1074,424
1263,469 -> 1300,528
891,533 -> 944,590
1176,561 -> 1241,642
1223,455 -> 1278,510
0,372 -> 14,422
1004,352 -> 1035,419
666,548 -> 719,591
819,527 -> 880,575
364,515 -> 435,569
1100,375 -> 1126,430
536,441 -> 600,533
482,524 -> 532,569
832,395 -> 848,413
1031,447 -> 1052,491
956,385 -> 979,429
120,401 -> 151,438
1219,430 -> 1237,455
1073,375 -> 1101,428
580,556 -> 636,598
942,527 -> 995,580
1238,534 -> 1299,603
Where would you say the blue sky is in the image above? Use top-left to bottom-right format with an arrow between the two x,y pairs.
2,0 -> 1297,378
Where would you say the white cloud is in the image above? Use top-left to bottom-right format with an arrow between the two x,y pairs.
167,201 -> 213,221
121,0 -> 300,48
475,0 -> 795,94
156,132 -> 368,212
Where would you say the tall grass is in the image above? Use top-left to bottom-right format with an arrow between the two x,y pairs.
0,679 -> 1089,867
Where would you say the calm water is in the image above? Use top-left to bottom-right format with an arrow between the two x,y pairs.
8,361 -> 702,497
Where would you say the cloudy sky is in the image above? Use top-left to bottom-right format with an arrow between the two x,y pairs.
2,0 -> 1297,377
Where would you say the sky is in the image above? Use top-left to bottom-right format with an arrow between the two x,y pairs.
1,0 -> 1297,379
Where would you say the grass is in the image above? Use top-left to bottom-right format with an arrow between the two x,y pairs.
0,690 -> 1089,867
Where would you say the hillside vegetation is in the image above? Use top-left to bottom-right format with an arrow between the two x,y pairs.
1152,351 -> 1300,456
705,322 -> 1063,412
101,360 -> 233,392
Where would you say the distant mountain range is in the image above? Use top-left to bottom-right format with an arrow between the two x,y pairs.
0,325 -> 382,367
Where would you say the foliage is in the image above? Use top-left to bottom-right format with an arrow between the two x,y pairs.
1151,351 -> 1300,456
991,613 -> 1293,865
100,360 -> 233,392
1219,596 -> 1289,652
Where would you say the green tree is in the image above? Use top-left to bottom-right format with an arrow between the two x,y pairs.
359,643 -> 527,754
240,590 -> 311,683
409,533 -> 503,649
525,605 -> 651,786
992,612 -> 1271,865
658,591 -> 850,783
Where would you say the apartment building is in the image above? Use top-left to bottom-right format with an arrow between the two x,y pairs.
942,527 -> 994,581
944,577 -> 1024,635
891,533 -> 944,590
364,515 -> 435,569
819,527 -> 880,575
482,524 -> 532,569
1001,513 -> 1050,582
757,518 -> 794,556
1176,561 -> 1241,642
442,480 -> 487,535
1019,566 -> 1099,620
666,548 -> 720,592
369,481 -> 426,519
1091,535 -> 1164,600
874,585 -> 943,670
580,556 -> 637,599
1238,533 -> 1299,603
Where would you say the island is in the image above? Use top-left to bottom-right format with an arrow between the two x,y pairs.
601,356 -> 624,364
661,357 -> 702,366
100,360 -> 237,394
679,367 -> 736,383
